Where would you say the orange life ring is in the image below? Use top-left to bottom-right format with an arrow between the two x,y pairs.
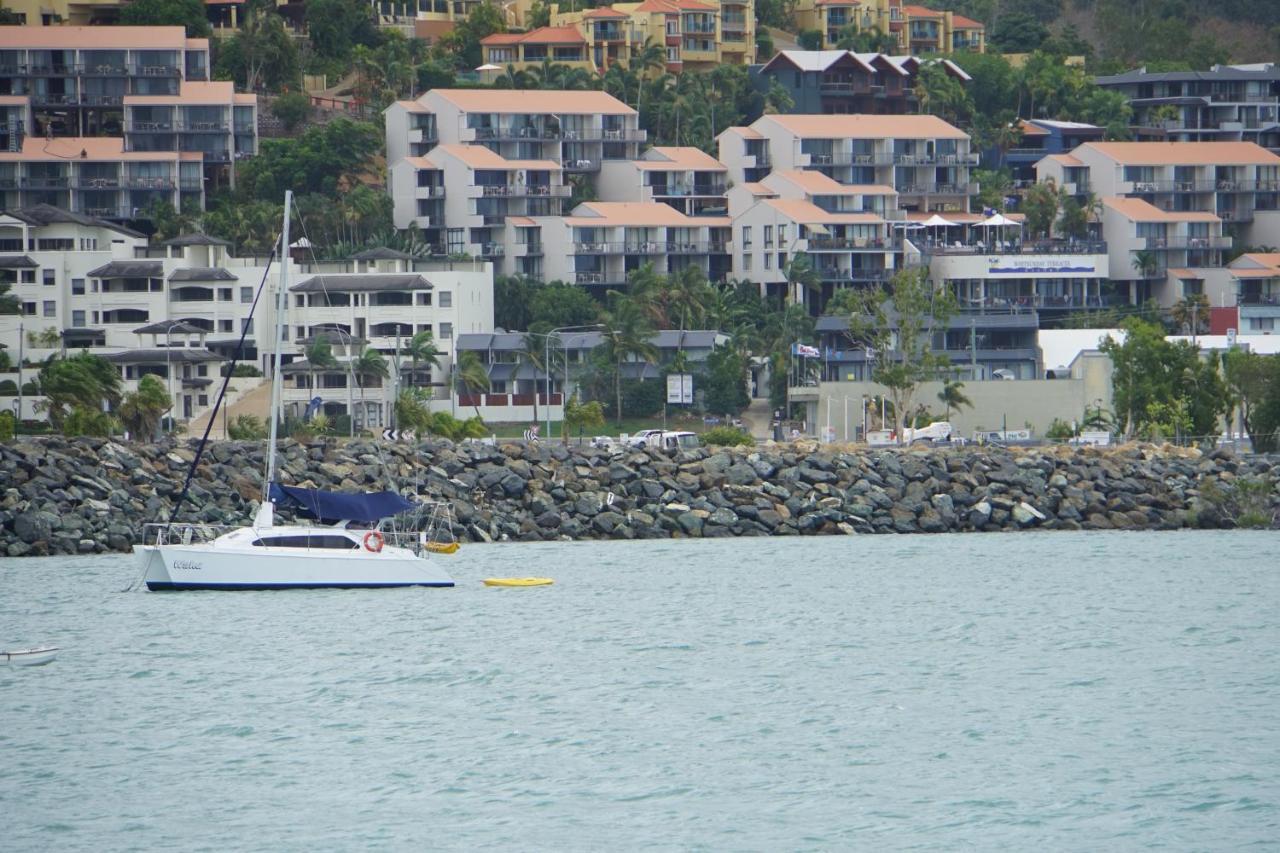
363,530 -> 385,553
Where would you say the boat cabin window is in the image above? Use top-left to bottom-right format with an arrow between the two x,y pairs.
252,535 -> 360,549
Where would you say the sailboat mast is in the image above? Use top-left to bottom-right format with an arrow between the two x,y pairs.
264,190 -> 292,500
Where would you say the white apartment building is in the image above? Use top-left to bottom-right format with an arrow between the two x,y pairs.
1100,197 -> 1232,306
388,143 -> 571,256
0,137 -> 203,220
718,113 -> 978,214
597,146 -> 729,216
280,263 -> 496,429
385,89 -> 644,241
0,205 -> 498,428
1036,141 -> 1280,248
523,202 -> 732,291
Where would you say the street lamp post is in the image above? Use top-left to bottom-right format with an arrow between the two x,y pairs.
15,320 -> 23,437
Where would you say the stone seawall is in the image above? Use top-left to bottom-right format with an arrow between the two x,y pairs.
1,437 -> 1276,556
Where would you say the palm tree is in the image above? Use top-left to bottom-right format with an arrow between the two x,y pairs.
626,38 -> 666,120
783,252 -> 822,307
351,347 -> 389,431
118,374 -> 172,440
401,329 -> 441,391
597,295 -> 658,425
1131,249 -> 1159,280
0,278 -> 18,314
1172,293 -> 1210,335
454,350 -> 490,420
305,339 -> 339,406
937,379 -> 972,422
521,332 -> 547,427
665,265 -> 711,332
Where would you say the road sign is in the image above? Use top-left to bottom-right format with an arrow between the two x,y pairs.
381,429 -> 416,441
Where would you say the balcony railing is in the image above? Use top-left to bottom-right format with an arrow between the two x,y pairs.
820,81 -> 873,95
77,177 -> 122,188
572,241 -> 727,255
28,63 -> 80,75
179,120 -> 230,132
818,268 -> 892,283
479,184 -> 571,197
84,64 -> 128,76
807,237 -> 897,251
416,185 -> 445,197
21,176 -> 70,188
125,177 -> 175,190
924,240 -> 1108,256
480,242 -> 505,257
564,158 -> 599,172
131,64 -> 181,77
1144,236 -> 1233,250
1238,293 -> 1280,306
1215,179 -> 1280,192
1134,180 -> 1218,193
651,183 -> 726,197
472,126 -> 645,142
81,206 -> 130,219
898,183 -> 975,195
129,121 -> 174,132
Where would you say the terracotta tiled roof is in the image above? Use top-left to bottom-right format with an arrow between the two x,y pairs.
635,146 -> 726,170
767,170 -> 896,195
427,144 -> 561,171
583,7 -> 629,18
426,89 -> 635,115
758,113 -> 969,140
1041,153 -> 1084,167
1083,141 -> 1280,166
0,25 -> 194,49
483,26 -> 587,44
125,81 -> 238,106
951,13 -> 983,28
765,199 -> 884,224
0,137 -> 182,162
1103,197 -> 1222,222
566,202 -> 693,226
903,5 -> 943,19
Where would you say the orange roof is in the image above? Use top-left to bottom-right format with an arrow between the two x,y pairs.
758,113 -> 968,140
767,170 -> 895,195
1042,153 -> 1084,167
0,25 -> 197,49
903,5 -> 943,18
507,216 -> 537,226
125,81 -> 238,106
426,89 -> 635,116
1018,120 -> 1049,137
1229,252 -> 1280,277
481,33 -> 525,45
392,99 -> 430,114
634,0 -> 678,11
508,26 -> 587,44
815,0 -> 860,6
427,144 -> 561,171
566,202 -> 692,226
1103,197 -> 1222,223
635,147 -> 726,171
401,156 -> 442,170
951,13 -> 983,28
0,137 -> 181,162
1167,269 -> 1202,279
673,0 -> 717,10
0,95 -> 28,106
740,182 -> 777,196
725,126 -> 763,139
765,199 -> 884,225
582,7 -> 629,18
1083,141 -> 1280,166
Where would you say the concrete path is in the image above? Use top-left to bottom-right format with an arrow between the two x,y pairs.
186,379 -> 271,440
740,397 -> 776,441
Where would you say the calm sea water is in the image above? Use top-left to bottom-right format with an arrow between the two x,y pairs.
2,532 -> 1278,851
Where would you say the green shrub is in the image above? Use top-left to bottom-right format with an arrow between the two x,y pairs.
228,414 -> 268,440
272,92 -> 312,132
221,364 -> 263,378
1046,418 -> 1076,440
701,426 -> 754,447
0,410 -> 13,440
0,379 -> 16,395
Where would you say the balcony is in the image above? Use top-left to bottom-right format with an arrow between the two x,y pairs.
563,158 -> 600,173
77,176 -> 122,189
30,93 -> 81,106
651,183 -> 726,197
29,63 -> 80,76
1133,180 -> 1218,193
925,240 -> 1108,256
479,184 -> 571,197
129,121 -> 174,132
1238,292 -> 1280,306
820,80 -> 873,95
480,242 -> 505,257
1216,179 -> 1280,192
574,271 -> 622,285
471,126 -> 645,142
21,175 -> 70,188
131,65 -> 181,77
1144,236 -> 1233,250
200,150 -> 232,163
807,237 -> 897,251
125,177 -> 175,190
415,185 -> 445,198
179,120 -> 230,133
818,268 -> 892,283
891,152 -> 980,166
84,64 -> 128,76
897,183 -> 976,195
179,179 -> 203,191
81,206 -> 131,219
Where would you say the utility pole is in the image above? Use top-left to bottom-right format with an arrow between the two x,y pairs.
15,320 -> 23,436
969,317 -> 977,378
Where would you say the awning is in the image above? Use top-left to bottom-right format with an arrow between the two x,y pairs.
268,484 -> 418,524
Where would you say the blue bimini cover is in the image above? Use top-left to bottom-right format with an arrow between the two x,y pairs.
269,484 -> 417,523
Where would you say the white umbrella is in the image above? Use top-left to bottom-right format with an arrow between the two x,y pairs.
920,213 -> 958,228
979,212 -> 1021,227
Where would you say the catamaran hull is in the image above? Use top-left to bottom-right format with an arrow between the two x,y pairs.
134,545 -> 455,591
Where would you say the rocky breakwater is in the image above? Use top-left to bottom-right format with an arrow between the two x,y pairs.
1,437 -> 1277,556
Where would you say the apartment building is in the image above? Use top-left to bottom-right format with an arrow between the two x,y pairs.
522,201 -> 732,291
752,51 -> 969,116
718,113 -> 978,213
124,81 -> 258,189
1212,252 -> 1280,337
385,89 -> 642,244
1093,64 -> 1280,155
281,265 -> 495,429
791,0 -> 985,54
729,169 -> 900,310
389,143 -> 570,255
481,27 -> 593,73
1035,140 -> 1280,249
1100,197 -> 1231,306
597,146 -> 729,216
0,27 -> 210,139
0,137 -> 203,221
540,0 -> 756,73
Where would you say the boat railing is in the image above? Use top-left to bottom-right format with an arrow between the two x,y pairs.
143,522 -> 236,546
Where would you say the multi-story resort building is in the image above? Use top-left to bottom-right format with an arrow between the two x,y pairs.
0,26 -> 210,139
1201,252 -> 1280,337
597,146 -> 729,216
1093,64 -> 1280,155
0,206 -> 498,431
752,51 -> 969,116
1036,141 -> 1280,292
791,0 -> 985,54
718,113 -> 979,214
1000,119 -> 1104,187
0,26 -> 256,217
385,89 -> 645,252
0,137 -> 204,220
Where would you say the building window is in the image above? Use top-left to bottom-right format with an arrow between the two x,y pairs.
43,300 -> 55,317
416,292 -> 432,306
197,365 -> 208,377
741,253 -> 752,271
295,325 -> 306,340
42,269 -> 55,286
741,225 -> 752,249
20,270 -> 35,283
198,394 -> 208,407
240,286 -> 253,303
72,278 -> 85,295
220,319 -> 233,333
447,229 -> 465,254
1251,317 -> 1275,331
764,225 -> 773,248
72,310 -> 85,327
438,290 -> 452,308
241,318 -> 253,333
295,295 -> 305,308
778,225 -> 787,245
764,253 -> 772,270
80,237 -> 97,251
219,287 -> 232,301
439,322 -> 453,339
417,323 -> 432,334
22,301 -> 35,315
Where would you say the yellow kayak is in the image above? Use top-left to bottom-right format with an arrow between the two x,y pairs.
425,541 -> 460,554
483,577 -> 554,587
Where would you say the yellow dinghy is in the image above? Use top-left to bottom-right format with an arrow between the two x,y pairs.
425,541 -> 460,554
483,577 -> 554,587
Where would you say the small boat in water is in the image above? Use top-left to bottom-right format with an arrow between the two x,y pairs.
483,578 -> 554,587
3,646 -> 59,667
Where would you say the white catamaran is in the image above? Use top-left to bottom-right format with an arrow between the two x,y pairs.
133,191 -> 456,591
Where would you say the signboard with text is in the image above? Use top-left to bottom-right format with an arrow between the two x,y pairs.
666,373 -> 693,405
